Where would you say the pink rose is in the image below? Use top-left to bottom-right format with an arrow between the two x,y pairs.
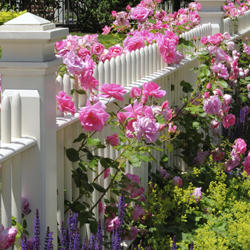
21,197 -> 31,215
141,94 -> 148,104
98,201 -> 103,214
203,95 -> 222,115
112,11 -> 117,17
201,37 -> 208,45
193,151 -> 209,165
99,83 -> 127,101
138,194 -> 146,202
143,82 -> 166,99
108,45 -> 123,57
90,43 -> 105,56
56,91 -> 76,116
233,138 -> 247,155
0,225 -> 17,249
125,226 -> 139,241
130,186 -> 144,198
191,187 -> 202,203
131,205 -> 145,220
123,36 -> 145,52
131,7 -> 151,22
243,153 -> 250,175
208,33 -> 223,46
106,133 -> 119,147
173,176 -> 182,188
105,217 -> 119,232
126,5 -> 131,11
211,149 -> 225,161
79,100 -> 109,132
222,114 -> 235,129
102,25 -> 111,35
133,116 -> 160,143
104,168 -> 110,179
223,94 -> 232,105
210,62 -> 229,80
211,120 -> 219,129
63,50 -> 85,75
130,87 -> 142,98
55,40 -> 66,51
77,48 -> 91,61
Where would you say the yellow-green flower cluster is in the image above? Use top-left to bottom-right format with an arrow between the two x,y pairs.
0,10 -> 26,25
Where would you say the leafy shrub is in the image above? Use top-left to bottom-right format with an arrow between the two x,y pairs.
0,9 -> 26,25
69,0 -> 141,33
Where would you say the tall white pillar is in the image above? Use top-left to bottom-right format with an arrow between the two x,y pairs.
198,0 -> 225,35
0,12 -> 68,248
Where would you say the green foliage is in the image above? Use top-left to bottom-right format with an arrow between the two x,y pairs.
69,0 -> 140,33
0,9 -> 26,25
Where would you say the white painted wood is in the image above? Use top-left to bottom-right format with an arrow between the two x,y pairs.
110,57 -> 116,83
71,77 -> 78,112
56,75 -> 63,117
121,54 -> 126,87
63,74 -> 71,97
104,59 -> 110,84
11,92 -> 21,138
135,49 -> 140,81
126,53 -> 132,85
131,51 -> 136,82
12,154 -> 22,225
115,56 -> 121,86
1,96 -> 11,143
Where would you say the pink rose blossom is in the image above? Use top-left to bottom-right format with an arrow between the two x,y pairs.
208,33 -> 223,46
104,168 -> 110,179
123,36 -> 145,52
90,43 -> 105,56
131,7 -> 151,22
211,120 -> 219,129
89,93 -> 99,104
106,133 -> 119,147
211,149 -> 225,161
210,62 -> 229,80
143,82 -> 166,99
112,11 -> 117,17
126,5 -> 131,11
201,37 -> 208,45
243,152 -> 250,175
21,197 -> 31,215
125,226 -> 139,241
105,217 -> 119,232
99,201 -> 103,214
130,186 -> 145,198
222,114 -> 235,128
223,94 -> 232,105
203,95 -> 222,115
55,40 -> 66,51
206,82 -> 211,89
247,84 -> 250,92
63,50 -> 85,75
173,176 -> 182,188
56,91 -> 76,116
130,87 -> 142,98
193,151 -> 209,165
102,25 -> 111,35
138,194 -> 146,202
108,45 -> 123,57
233,138 -> 247,155
191,187 -> 202,203
99,83 -> 127,101
141,94 -> 148,104
131,205 -> 145,220
77,48 -> 91,61
79,100 -> 109,132
133,116 -> 160,143
0,225 -> 17,249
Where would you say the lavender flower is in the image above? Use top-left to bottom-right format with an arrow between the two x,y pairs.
73,228 -> 80,250
44,227 -> 50,250
171,235 -> 177,250
47,231 -> 53,250
89,234 -> 95,250
189,242 -> 194,250
60,221 -> 67,250
95,219 -> 103,250
21,234 -> 27,250
33,209 -> 40,250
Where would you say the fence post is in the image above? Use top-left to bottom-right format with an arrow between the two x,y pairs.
197,0 -> 225,35
0,12 -> 68,248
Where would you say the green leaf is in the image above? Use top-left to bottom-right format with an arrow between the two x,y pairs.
167,143 -> 174,152
148,18 -> 157,24
100,158 -> 110,168
155,139 -> 163,146
180,80 -> 193,93
192,121 -> 200,129
241,95 -> 248,103
217,80 -> 228,88
171,84 -> 175,91
74,89 -> 86,95
92,183 -> 106,193
138,155 -> 150,162
161,154 -> 168,162
90,220 -> 98,234
73,133 -> 87,143
78,211 -> 90,224
66,148 -> 79,162
87,138 -> 101,146
23,219 -> 27,229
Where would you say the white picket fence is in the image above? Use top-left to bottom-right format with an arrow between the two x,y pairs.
1,7 -> 250,249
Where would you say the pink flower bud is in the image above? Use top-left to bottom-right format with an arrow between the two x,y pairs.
112,11 -> 117,17
130,87 -> 142,98
126,5 -> 131,11
172,176 -> 182,188
141,94 -> 148,105
206,82 -> 211,89
106,133 -> 119,147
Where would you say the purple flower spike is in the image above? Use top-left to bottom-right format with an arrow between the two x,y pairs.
89,234 -> 95,250
95,219 -> 103,250
33,209 -> 40,250
73,228 -> 80,250
60,221 -> 67,250
171,235 -> 177,250
189,242 -> 194,250
21,234 -> 27,250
